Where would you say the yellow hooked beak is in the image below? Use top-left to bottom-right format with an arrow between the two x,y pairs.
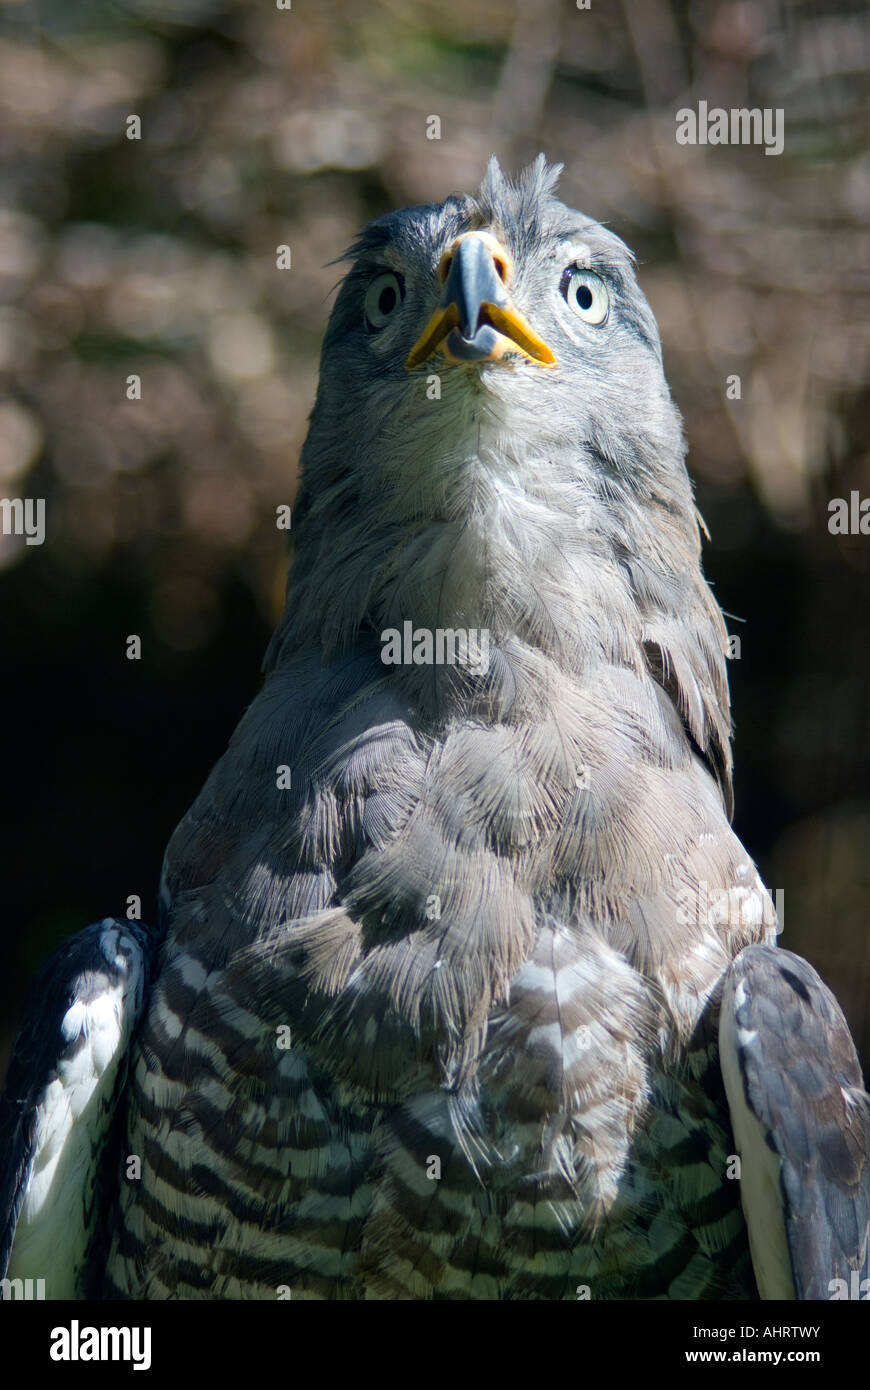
405,231 -> 557,371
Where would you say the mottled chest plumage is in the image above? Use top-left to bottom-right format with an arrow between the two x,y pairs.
105,645 -> 765,1299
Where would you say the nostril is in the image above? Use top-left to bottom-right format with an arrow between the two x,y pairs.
439,254 -> 454,283
492,256 -> 508,283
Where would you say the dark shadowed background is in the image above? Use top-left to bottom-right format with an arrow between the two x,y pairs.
1,0 -> 869,1076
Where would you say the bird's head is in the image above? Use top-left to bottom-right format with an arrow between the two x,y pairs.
308,153 -> 683,488
275,157 -> 729,794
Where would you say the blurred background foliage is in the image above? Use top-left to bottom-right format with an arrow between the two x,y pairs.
1,0 -> 869,1073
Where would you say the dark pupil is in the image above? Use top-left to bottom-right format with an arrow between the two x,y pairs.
378,284 -> 397,316
574,283 -> 593,311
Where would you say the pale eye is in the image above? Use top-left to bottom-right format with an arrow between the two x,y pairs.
560,268 -> 609,325
365,272 -> 404,330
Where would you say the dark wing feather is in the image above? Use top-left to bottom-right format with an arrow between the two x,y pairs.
0,918 -> 156,1296
720,944 -> 870,1300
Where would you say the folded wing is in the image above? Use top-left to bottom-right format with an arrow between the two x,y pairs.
0,918 -> 156,1298
720,944 -> 870,1300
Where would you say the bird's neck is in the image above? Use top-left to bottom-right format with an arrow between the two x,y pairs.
271,423 -> 681,719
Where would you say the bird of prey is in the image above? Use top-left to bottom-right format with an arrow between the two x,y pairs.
2,156 -> 869,1301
